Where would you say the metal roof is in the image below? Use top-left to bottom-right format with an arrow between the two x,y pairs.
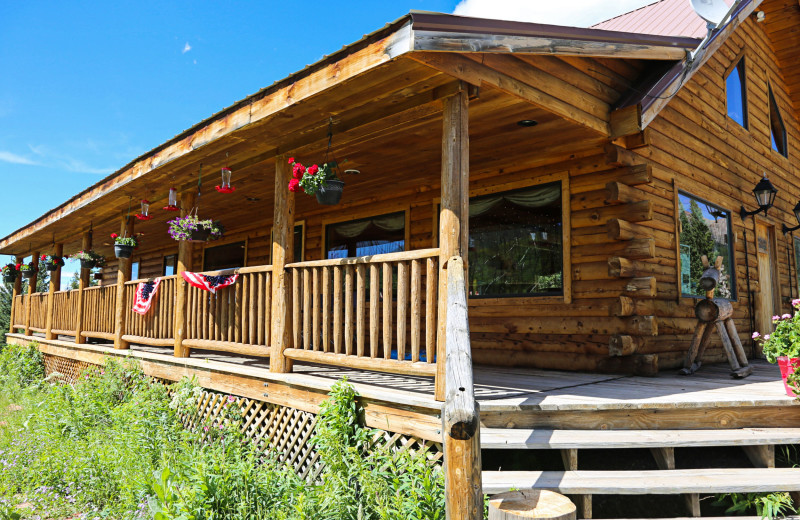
593,0 -> 735,38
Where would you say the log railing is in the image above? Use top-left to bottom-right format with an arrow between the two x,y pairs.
441,255 -> 482,520
51,290 -> 79,335
81,285 -> 117,340
283,248 -> 439,376
27,293 -> 48,332
11,294 -> 25,331
183,266 -> 273,356
122,275 -> 178,347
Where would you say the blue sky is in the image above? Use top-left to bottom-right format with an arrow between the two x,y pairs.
0,1 -> 650,286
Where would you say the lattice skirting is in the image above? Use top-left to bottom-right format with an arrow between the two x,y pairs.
43,353 -> 95,384
41,353 -> 442,479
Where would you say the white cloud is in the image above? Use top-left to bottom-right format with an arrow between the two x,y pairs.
452,0 -> 656,28
27,144 -> 114,175
183,42 -> 192,53
0,151 -> 38,165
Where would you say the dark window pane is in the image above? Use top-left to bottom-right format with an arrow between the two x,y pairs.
726,59 -> 748,128
294,225 -> 304,262
678,193 -> 736,299
468,182 -> 563,298
203,241 -> 245,271
326,212 -> 405,259
768,84 -> 788,157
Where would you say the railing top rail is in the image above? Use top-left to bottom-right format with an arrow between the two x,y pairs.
285,248 -> 440,269
125,274 -> 180,286
53,289 -> 78,295
84,285 -> 114,292
199,264 -> 273,276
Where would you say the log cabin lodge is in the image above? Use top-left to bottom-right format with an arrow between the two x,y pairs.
4,1 -> 800,517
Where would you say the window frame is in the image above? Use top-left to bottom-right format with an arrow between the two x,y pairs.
767,82 -> 788,158
201,238 -> 248,272
321,207 -> 410,260
724,54 -> 749,130
675,189 -> 737,301
433,171 -> 571,304
162,254 -> 177,276
269,220 -> 305,264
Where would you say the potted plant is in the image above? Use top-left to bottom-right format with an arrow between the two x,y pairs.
168,215 -> 224,243
73,250 -> 103,270
2,263 -> 19,283
40,254 -> 65,272
754,301 -> 800,397
287,157 -> 344,205
111,233 -> 138,259
19,261 -> 37,279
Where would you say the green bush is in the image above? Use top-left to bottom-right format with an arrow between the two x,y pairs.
0,350 -> 445,520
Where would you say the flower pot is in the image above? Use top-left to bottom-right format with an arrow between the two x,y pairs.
777,356 -> 799,397
315,179 -> 344,205
3,272 -> 17,283
190,228 -> 211,243
45,262 -> 59,272
93,273 -> 103,280
80,259 -> 96,269
21,270 -> 36,279
114,244 -> 134,259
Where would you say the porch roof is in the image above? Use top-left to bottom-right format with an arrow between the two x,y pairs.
0,12 -> 700,257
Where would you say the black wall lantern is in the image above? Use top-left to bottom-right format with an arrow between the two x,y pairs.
740,174 -> 778,219
782,201 -> 800,234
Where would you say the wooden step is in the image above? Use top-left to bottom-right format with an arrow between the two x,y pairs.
482,468 -> 800,495
481,427 -> 800,449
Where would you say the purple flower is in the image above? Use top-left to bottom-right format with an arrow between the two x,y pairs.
783,313 -> 792,320
752,332 -> 760,339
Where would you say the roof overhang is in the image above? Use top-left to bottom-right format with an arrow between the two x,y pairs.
1,12 -> 701,254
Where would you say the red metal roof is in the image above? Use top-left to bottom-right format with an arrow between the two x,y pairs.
593,0 -> 733,38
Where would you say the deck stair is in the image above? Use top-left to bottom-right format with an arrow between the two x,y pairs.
481,427 -> 800,518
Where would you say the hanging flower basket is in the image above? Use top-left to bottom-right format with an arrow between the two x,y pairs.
93,272 -> 103,280
81,259 -> 96,269
114,244 -> 134,259
3,272 -> 17,283
73,250 -> 103,270
287,157 -> 345,206
315,179 -> 345,205
111,233 -> 138,259
41,254 -> 65,272
168,214 -> 224,242
2,263 -> 18,283
20,264 -> 37,279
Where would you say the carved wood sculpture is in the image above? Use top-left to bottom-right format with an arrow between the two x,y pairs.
680,255 -> 753,378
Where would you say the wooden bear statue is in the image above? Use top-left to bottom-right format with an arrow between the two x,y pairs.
680,255 -> 753,378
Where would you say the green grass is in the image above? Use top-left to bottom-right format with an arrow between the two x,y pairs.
0,343 -> 444,520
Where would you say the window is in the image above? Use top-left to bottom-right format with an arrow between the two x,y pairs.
468,182 -> 563,298
162,254 -> 177,276
325,212 -> 405,259
725,58 -> 748,128
768,84 -> 788,157
678,192 -> 736,299
131,261 -> 139,280
203,241 -> 245,271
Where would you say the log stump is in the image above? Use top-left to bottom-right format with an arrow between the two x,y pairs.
488,490 -> 576,520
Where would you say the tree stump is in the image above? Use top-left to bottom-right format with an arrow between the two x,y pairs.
488,490 -> 576,520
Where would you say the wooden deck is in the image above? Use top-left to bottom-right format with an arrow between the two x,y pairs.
19,332 -> 797,431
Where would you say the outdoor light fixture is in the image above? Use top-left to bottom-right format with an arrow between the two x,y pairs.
136,199 -> 153,220
517,119 -> 538,127
782,201 -> 800,234
163,187 -> 179,211
740,174 -> 778,219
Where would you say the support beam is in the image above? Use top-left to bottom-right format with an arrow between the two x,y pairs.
114,216 -> 134,349
24,251 -> 40,337
174,191 -> 196,357
45,243 -> 63,340
9,255 -> 23,332
75,232 -> 92,344
436,86 -> 469,402
270,155 -> 295,373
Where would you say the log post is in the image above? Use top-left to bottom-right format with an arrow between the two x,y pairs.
9,255 -> 23,333
270,155 -> 295,373
436,84 -> 469,401
488,490 -> 576,520
75,231 -> 92,344
443,256 -> 482,520
174,191 -> 196,357
24,250 -> 40,337
114,215 -> 134,349
45,243 -> 63,340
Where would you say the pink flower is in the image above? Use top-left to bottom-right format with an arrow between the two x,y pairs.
782,314 -> 792,320
772,315 -> 781,321
764,334 -> 770,340
203,426 -> 209,432
227,395 -> 235,403
793,299 -> 800,308
752,332 -> 760,339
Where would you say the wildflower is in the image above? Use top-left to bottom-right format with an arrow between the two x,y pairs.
752,331 -> 760,339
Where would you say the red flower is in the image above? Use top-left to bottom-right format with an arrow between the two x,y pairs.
40,255 -> 46,261
110,233 -> 118,239
288,178 -> 301,192
307,164 -> 319,176
287,157 -> 295,164
292,163 -> 305,179
15,263 -> 20,269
